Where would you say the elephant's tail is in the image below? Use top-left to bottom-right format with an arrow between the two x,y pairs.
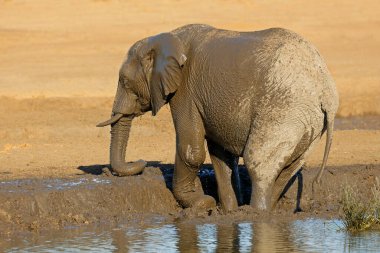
313,110 -> 335,185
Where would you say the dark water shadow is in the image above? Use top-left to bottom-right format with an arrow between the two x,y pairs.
77,164 -> 109,175
151,162 -> 307,210
278,169 -> 304,213
77,161 -> 306,209
144,162 -> 252,205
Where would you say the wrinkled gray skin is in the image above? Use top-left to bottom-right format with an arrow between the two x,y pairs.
98,24 -> 339,212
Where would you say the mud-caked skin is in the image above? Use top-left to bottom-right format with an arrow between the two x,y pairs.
97,24 -> 339,212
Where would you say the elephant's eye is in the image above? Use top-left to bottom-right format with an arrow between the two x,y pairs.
125,86 -> 133,94
120,78 -> 130,89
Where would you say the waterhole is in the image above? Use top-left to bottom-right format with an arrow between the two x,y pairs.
2,219 -> 380,252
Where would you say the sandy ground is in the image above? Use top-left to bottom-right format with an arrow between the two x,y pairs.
0,0 -> 379,115
0,97 -> 379,180
0,0 -> 379,178
0,0 -> 380,231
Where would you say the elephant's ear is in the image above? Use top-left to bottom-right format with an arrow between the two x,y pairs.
144,33 -> 187,116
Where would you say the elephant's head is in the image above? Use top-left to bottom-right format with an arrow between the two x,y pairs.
97,33 -> 187,176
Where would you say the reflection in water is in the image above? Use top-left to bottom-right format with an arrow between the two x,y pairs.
2,219 -> 380,252
116,224 -> 179,252
215,223 -> 239,252
238,223 -> 253,252
292,220 -> 380,253
253,222 -> 295,253
197,224 -> 217,252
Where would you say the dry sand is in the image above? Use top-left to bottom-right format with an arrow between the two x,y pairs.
0,0 -> 379,115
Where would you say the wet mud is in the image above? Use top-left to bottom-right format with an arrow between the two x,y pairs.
0,167 -> 180,233
1,163 -> 379,234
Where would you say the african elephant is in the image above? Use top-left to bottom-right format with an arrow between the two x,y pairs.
97,24 -> 339,212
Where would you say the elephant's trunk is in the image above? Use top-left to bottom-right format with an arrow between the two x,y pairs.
109,116 -> 146,176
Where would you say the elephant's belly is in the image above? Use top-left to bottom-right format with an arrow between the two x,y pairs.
198,83 -> 253,156
204,117 -> 251,156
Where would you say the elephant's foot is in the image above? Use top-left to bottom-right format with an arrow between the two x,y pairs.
250,194 -> 272,212
248,175 -> 278,212
173,176 -> 216,210
175,191 -> 216,210
219,194 -> 238,214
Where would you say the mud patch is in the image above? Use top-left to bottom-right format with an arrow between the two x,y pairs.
0,167 -> 180,233
1,164 -> 379,234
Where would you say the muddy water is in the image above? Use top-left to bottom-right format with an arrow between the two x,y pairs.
2,219 -> 380,252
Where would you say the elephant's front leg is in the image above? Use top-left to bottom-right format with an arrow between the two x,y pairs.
173,134 -> 216,210
207,140 -> 241,213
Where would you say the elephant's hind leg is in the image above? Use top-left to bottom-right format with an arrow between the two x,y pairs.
243,123 -> 304,211
207,140 -> 241,213
271,131 -> 323,210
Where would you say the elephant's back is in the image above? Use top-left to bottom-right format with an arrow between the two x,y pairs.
249,28 -> 337,111
193,27 -> 336,111
185,27 -> 338,155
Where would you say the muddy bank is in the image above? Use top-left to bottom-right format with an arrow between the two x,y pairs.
0,167 -> 180,233
1,163 -> 379,233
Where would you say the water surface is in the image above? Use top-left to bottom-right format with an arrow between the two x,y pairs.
2,219 -> 380,252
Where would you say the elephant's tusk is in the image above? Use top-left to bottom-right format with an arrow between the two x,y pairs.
96,113 -> 124,127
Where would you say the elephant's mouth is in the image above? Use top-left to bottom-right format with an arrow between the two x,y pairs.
96,113 -> 124,127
